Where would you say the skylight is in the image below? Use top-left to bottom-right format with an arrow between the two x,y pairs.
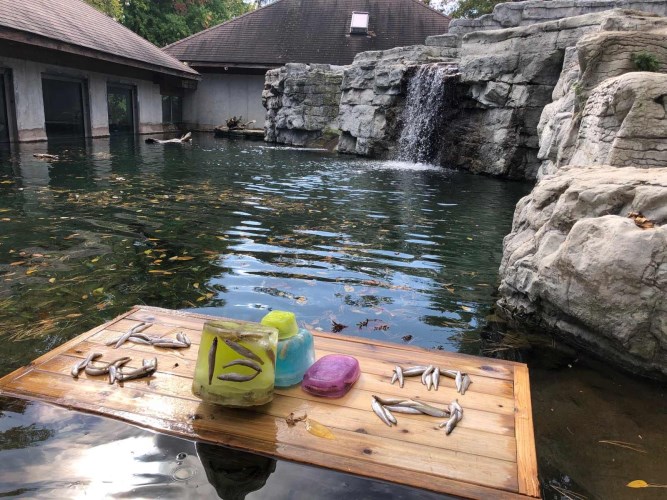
350,11 -> 369,35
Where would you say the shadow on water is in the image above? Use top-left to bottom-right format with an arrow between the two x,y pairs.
0,134 -> 663,498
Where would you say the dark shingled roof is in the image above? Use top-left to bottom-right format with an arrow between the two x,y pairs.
0,0 -> 198,78
164,0 -> 450,68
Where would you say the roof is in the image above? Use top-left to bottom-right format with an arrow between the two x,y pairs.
164,0 -> 450,68
0,0 -> 198,79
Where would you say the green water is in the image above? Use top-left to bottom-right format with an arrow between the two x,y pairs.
0,135 -> 664,499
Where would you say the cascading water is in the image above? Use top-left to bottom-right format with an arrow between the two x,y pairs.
396,63 -> 457,164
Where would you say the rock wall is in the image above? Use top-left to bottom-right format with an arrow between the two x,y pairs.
448,0 -> 667,35
497,166 -> 667,379
262,63 -> 345,147
336,46 -> 455,157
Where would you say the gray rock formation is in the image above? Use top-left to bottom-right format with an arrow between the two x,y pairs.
337,46 -> 454,157
498,166 -> 667,379
449,0 -> 667,35
538,14 -> 667,175
262,63 -> 345,147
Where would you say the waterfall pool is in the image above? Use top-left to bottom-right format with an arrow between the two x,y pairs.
0,135 -> 663,499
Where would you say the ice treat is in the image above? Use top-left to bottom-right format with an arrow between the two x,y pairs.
302,354 -> 360,398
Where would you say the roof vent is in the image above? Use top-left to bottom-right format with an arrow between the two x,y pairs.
350,11 -> 369,35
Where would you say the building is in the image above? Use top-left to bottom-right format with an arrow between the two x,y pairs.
164,0 -> 450,130
0,0 -> 199,143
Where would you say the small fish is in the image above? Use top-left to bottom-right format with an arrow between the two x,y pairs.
127,336 -> 151,345
390,370 -> 398,385
70,352 -> 102,378
116,364 -> 155,382
450,399 -> 463,417
217,372 -> 259,382
443,412 -> 460,435
395,399 -> 449,418
176,332 -> 191,347
223,338 -> 264,365
455,371 -> 462,393
461,373 -> 472,395
223,359 -> 262,372
384,405 -> 423,414
373,395 -> 407,406
113,322 -> 149,349
441,369 -> 457,379
383,405 -> 397,425
152,340 -> 189,348
421,365 -> 434,385
402,366 -> 429,376
265,347 -> 276,367
432,367 -> 440,391
208,337 -> 217,385
371,398 -> 393,427
108,365 -> 118,384
426,372 -> 433,391
395,365 -> 404,388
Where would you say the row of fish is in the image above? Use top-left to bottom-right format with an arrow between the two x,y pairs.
106,322 -> 191,349
71,352 -> 158,384
390,365 -> 472,395
208,336 -> 271,385
371,395 -> 464,435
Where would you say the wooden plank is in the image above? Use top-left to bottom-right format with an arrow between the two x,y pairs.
0,305 -> 539,499
514,365 -> 540,498
8,370 -> 518,492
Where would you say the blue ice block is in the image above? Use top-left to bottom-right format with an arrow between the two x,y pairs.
275,328 -> 316,387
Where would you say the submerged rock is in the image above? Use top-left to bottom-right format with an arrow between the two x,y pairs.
498,166 -> 667,379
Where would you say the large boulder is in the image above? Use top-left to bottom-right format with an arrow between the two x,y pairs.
498,166 -> 667,379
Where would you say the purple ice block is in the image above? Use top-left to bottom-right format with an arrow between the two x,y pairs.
302,354 -> 360,398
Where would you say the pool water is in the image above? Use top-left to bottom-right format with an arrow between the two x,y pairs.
0,135 -> 664,499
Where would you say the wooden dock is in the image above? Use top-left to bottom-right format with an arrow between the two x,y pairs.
0,306 -> 539,499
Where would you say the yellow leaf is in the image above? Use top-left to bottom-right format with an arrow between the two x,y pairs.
627,480 -> 648,488
196,296 -> 207,302
216,236 -> 226,240
64,313 -> 82,319
0,180 -> 13,184
174,256 -> 195,261
461,305 -> 472,312
144,249 -> 153,255
81,294 -> 88,300
149,270 -> 173,275
467,237 -> 473,241
296,296 -> 308,305
153,259 -> 162,264
193,283 -> 200,289
91,257 -> 99,263
159,253 -> 166,258
305,418 -> 335,439
64,233 -> 79,240
26,267 -> 38,275
9,261 -> 25,266
92,287 -> 104,295
48,277 -> 56,284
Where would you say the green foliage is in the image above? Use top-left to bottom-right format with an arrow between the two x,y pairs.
84,0 -> 123,19
631,51 -> 661,72
450,0 -> 505,19
87,0 -> 252,47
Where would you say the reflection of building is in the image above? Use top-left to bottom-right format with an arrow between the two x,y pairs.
164,0 -> 450,130
0,0 -> 199,143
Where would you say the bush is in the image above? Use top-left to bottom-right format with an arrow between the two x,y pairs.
631,51 -> 661,72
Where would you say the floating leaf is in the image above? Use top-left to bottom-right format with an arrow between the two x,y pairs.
149,270 -> 173,275
9,261 -> 25,266
461,305 -> 472,312
26,267 -> 38,275
170,256 -> 195,261
193,283 -> 200,289
92,287 -> 104,296
296,296 -> 308,305
48,277 -> 56,284
305,418 -> 335,439
91,257 -> 99,263
65,313 -> 82,319
344,285 -> 354,293
144,250 -> 153,255
63,233 -> 79,240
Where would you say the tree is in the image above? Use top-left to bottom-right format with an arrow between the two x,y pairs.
449,0 -> 507,19
84,0 -> 123,19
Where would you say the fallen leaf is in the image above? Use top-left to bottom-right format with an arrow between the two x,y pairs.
296,296 -> 308,305
26,267 -> 38,275
331,321 -> 347,333
48,277 -> 56,284
193,283 -> 200,289
627,480 -> 649,488
305,418 -> 335,439
461,305 -> 472,312
344,285 -> 354,293
64,233 -> 79,240
285,412 -> 307,426
149,270 -> 173,275
91,257 -> 99,263
92,287 -> 104,295
65,313 -> 82,319
9,261 -> 25,266
170,256 -> 195,261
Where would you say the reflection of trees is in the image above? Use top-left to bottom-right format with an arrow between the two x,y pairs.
0,424 -> 54,451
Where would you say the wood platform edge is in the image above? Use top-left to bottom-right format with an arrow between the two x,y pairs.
514,364 -> 540,498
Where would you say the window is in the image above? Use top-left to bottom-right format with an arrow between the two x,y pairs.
107,84 -> 136,134
350,11 -> 369,34
42,77 -> 88,138
162,95 -> 182,124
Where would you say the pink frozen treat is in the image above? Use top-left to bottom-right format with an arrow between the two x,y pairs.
301,354 -> 360,398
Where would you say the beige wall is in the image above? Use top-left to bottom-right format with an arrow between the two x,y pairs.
0,55 -> 167,142
183,73 -> 266,130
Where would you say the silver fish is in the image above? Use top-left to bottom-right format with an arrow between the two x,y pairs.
116,364 -> 156,382
223,338 -> 264,365
450,399 -> 463,417
176,332 -> 191,347
108,365 -> 118,384
373,395 -> 407,406
395,365 -> 404,388
402,366 -> 429,376
383,405 -> 397,425
128,336 -> 151,345
371,398 -> 393,427
208,337 -> 217,385
223,359 -> 262,372
425,372 -> 433,391
151,340 -> 188,348
85,356 -> 131,376
265,348 -> 276,367
443,412 -> 460,435
384,405 -> 423,414
455,371 -> 463,393
390,371 -> 398,385
441,369 -> 457,379
421,365 -> 434,385
395,399 -> 449,418
461,373 -> 472,395
70,352 -> 102,378
217,371 -> 259,382
432,367 -> 440,391
115,322 -> 149,348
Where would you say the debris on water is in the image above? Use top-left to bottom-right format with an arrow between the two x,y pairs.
331,320 -> 347,333
401,334 -> 413,342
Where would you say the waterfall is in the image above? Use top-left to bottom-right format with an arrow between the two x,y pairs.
396,64 -> 455,164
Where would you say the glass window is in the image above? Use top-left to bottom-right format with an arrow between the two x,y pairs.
42,78 -> 86,138
107,85 -> 135,134
162,95 -> 182,124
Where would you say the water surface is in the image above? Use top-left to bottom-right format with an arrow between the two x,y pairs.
0,135 -> 663,499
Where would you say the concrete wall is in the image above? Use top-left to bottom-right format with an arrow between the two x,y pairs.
0,55 -> 166,142
183,73 -> 266,129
